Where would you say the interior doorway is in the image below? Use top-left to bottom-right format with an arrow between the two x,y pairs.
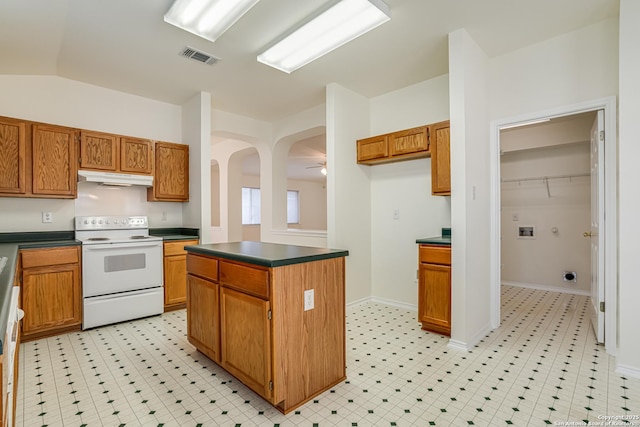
499,112 -> 594,298
489,97 -> 617,355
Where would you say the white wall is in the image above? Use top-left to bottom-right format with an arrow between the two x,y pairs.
617,0 -> 640,377
0,75 -> 183,232
182,92 -> 212,243
488,18 -> 619,119
326,84 -> 372,304
500,143 -> 590,293
286,179 -> 327,231
209,106 -> 329,248
369,75 -> 451,307
449,29 -> 492,349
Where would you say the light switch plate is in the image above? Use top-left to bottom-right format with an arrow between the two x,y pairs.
304,289 -> 314,311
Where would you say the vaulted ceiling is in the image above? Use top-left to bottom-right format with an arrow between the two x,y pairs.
0,0 -> 619,123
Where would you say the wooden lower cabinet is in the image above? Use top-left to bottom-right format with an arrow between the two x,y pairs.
418,245 -> 451,336
20,246 -> 82,341
186,252 -> 346,414
186,274 -> 220,363
163,239 -> 199,311
220,287 -> 272,400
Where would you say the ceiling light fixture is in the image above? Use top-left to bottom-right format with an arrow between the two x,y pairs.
257,0 -> 390,73
164,0 -> 260,43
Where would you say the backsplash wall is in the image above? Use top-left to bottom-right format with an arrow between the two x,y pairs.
0,184 -> 184,233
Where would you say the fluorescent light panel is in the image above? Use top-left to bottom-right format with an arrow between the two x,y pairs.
164,0 -> 260,43
257,0 -> 390,73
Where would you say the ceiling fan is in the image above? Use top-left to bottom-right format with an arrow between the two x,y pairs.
306,161 -> 327,176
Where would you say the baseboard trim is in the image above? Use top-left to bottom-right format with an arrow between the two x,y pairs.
346,296 -> 417,312
616,363 -> 640,380
370,296 -> 417,312
502,281 -> 590,296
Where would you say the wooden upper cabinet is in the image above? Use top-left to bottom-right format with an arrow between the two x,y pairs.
357,125 -> 429,165
148,141 -> 189,202
120,137 -> 153,174
389,126 -> 429,158
79,131 -> 118,171
430,121 -> 451,196
356,134 -> 388,163
79,131 -> 153,175
31,124 -> 77,198
0,116 -> 27,195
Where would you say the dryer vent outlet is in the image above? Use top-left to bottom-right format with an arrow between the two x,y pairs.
563,271 -> 577,282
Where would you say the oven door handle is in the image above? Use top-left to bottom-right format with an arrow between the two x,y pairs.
83,242 -> 161,250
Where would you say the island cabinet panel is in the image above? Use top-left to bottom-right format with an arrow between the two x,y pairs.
186,253 -> 218,282
219,261 -> 269,299
0,116 -> 26,195
220,287 -> 272,401
186,274 -> 220,363
31,124 -> 77,197
186,245 -> 347,414
271,258 -> 346,410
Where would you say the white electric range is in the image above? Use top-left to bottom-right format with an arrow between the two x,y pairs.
75,215 -> 163,329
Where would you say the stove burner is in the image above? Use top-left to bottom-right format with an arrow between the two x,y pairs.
130,235 -> 150,240
86,237 -> 110,242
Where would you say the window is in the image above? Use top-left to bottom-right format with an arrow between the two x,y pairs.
241,188 -> 299,225
287,190 -> 299,224
242,187 -> 261,225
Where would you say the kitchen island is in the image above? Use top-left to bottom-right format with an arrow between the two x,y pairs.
184,241 -> 348,414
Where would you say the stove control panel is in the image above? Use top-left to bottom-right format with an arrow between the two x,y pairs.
75,216 -> 149,230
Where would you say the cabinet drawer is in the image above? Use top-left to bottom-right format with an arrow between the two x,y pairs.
164,240 -> 199,257
186,254 -> 218,282
21,246 -> 79,269
419,245 -> 451,265
220,261 -> 269,299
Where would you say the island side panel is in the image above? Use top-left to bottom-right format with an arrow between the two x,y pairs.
271,256 -> 346,412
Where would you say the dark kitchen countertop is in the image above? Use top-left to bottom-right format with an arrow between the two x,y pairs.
416,227 -> 451,246
149,227 -> 200,241
0,231 -> 81,354
185,241 -> 349,268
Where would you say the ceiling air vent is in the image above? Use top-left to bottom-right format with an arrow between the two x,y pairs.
179,46 -> 220,66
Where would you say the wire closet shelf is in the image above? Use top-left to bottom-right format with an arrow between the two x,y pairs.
500,172 -> 590,198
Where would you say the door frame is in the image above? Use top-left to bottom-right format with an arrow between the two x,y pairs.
489,96 -> 617,355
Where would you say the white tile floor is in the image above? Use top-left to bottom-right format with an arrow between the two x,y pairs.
16,285 -> 640,426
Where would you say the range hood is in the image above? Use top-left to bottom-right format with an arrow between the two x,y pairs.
78,170 -> 154,187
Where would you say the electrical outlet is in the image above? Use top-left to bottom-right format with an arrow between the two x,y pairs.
42,212 -> 53,223
304,289 -> 314,311
162,211 -> 168,221
393,209 -> 400,220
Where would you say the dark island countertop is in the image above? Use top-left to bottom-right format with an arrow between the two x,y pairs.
0,231 -> 80,354
416,227 -> 451,246
185,241 -> 349,268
